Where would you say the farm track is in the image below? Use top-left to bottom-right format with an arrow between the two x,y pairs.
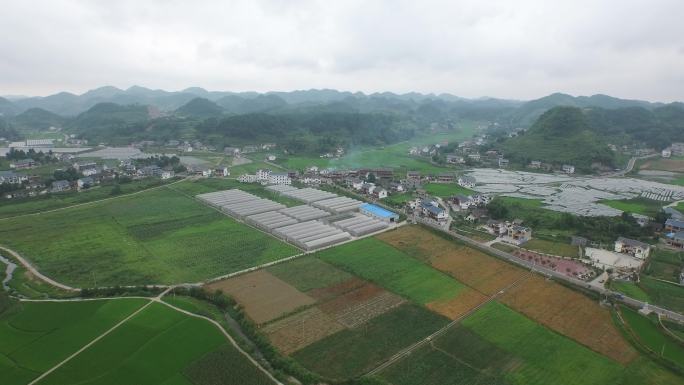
20,287 -> 283,385
0,176 -> 191,222
365,270 -> 534,377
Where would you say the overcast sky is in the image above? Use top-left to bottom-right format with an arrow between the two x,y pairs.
1,0 -> 683,101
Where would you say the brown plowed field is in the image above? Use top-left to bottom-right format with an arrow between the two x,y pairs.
307,277 -> 366,301
500,275 -> 638,364
262,307 -> 346,354
205,269 -> 316,325
378,226 -> 526,295
319,283 -> 406,328
427,288 -> 488,319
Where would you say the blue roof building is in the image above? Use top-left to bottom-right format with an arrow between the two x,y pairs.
360,203 -> 399,223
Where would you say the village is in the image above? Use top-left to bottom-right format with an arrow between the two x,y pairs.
2,135 -> 684,292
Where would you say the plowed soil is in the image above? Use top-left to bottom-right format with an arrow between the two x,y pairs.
205,270 -> 316,324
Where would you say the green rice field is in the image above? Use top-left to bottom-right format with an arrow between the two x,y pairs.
316,237 -> 465,304
0,299 -> 147,385
0,187 -> 298,287
621,306 -> 684,369
35,302 -> 272,385
422,182 -> 475,197
382,302 -> 684,385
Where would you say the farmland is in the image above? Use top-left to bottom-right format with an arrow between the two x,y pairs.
383,301 -> 684,385
422,182 -> 475,197
293,303 -> 449,380
0,177 -> 177,219
0,186 -> 297,287
522,238 -> 579,258
600,198 -> 665,217
0,299 -> 147,385
315,237 -> 465,304
34,302 -> 273,385
378,226 -> 637,363
620,306 -> 684,370
377,226 -> 526,295
611,281 -> 651,302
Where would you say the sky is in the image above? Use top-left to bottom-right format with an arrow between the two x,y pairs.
1,0 -> 683,102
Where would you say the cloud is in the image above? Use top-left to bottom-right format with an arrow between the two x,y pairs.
0,0 -> 683,101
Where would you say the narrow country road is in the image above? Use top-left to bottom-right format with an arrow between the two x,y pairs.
0,246 -> 77,292
21,287 -> 283,385
0,176 -> 190,222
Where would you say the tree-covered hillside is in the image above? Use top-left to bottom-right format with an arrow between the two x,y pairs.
499,107 -> 615,172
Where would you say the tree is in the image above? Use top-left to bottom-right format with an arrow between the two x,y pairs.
367,173 -> 376,183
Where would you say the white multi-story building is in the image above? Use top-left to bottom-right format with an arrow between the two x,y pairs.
256,169 -> 271,181
267,173 -> 291,185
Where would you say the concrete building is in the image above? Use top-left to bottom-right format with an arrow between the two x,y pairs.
10,159 -> 36,169
238,174 -> 258,183
562,164 -> 575,174
267,173 -> 292,185
0,171 -> 28,184
666,218 -> 684,233
662,149 -> 672,158
666,231 -> 684,249
51,180 -> 71,192
256,169 -> 271,181
614,237 -> 651,259
421,200 -> 448,221
457,176 -> 476,188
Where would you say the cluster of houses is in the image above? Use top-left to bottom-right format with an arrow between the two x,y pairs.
661,142 -> 684,158
483,220 -> 533,245
223,143 -> 277,157
527,161 -> 575,174
665,217 -> 684,249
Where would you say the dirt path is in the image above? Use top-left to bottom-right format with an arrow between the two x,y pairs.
22,287 -> 282,385
0,246 -> 77,292
365,270 -> 533,376
26,297 -> 158,385
0,176 -> 190,222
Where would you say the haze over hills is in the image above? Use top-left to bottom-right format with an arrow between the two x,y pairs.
1,86 -> 682,165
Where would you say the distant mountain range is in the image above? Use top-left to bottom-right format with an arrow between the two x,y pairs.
0,86 -> 670,121
0,86 -> 681,164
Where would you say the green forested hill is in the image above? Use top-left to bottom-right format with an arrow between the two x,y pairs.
499,107 -> 616,172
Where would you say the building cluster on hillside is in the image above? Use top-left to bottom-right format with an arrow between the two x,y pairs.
661,143 -> 684,158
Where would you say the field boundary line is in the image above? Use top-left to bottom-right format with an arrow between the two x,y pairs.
365,270 -> 533,377
0,176 -> 190,222
26,295 -> 160,385
158,296 -> 284,385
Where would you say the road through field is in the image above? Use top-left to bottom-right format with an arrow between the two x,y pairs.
22,287 -> 282,385
0,176 -> 190,222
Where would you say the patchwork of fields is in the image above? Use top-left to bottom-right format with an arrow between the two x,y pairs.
0,182 -> 298,287
199,225 -> 681,384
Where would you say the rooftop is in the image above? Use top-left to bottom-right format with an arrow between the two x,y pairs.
616,237 -> 650,249
361,203 -> 399,218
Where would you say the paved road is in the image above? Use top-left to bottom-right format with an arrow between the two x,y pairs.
416,219 -> 684,323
